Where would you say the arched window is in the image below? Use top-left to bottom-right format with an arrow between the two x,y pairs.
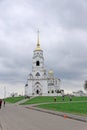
36,61 -> 40,66
52,90 -> 54,93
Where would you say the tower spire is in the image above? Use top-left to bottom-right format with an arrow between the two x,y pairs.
37,30 -> 40,46
35,30 -> 41,51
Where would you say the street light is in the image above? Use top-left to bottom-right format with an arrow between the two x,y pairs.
4,86 -> 6,99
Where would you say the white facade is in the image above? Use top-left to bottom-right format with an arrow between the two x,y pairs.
25,33 -> 60,96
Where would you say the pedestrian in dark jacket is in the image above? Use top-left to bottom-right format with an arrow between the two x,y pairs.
3,100 -> 5,107
0,99 -> 2,109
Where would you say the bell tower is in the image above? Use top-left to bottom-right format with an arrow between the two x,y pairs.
32,31 -> 45,78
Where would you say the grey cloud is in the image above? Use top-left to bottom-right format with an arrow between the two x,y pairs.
34,0 -> 87,30
0,0 -> 87,97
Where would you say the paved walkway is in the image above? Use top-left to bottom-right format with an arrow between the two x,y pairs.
27,105 -> 87,123
27,101 -> 87,123
0,103 -> 87,130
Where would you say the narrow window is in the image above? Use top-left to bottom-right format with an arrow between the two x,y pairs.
36,61 -> 40,66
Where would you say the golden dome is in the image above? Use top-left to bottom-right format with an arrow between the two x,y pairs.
48,70 -> 54,74
35,43 -> 41,51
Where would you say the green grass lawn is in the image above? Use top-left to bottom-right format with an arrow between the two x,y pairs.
4,96 -> 87,115
4,96 -> 25,103
4,96 -> 87,105
37,102 -> 87,115
21,96 -> 87,115
21,96 -> 57,105
21,96 -> 87,105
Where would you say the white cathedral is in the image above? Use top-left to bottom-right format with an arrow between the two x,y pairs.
25,32 -> 61,96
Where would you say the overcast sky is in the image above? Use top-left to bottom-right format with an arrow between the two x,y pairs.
0,0 -> 87,98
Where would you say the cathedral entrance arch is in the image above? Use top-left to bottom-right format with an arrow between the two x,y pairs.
33,82 -> 42,96
36,89 -> 39,94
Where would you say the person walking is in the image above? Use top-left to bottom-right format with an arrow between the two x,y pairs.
0,99 -> 2,109
69,95 -> 72,101
3,100 -> 5,107
62,95 -> 65,101
54,96 -> 56,102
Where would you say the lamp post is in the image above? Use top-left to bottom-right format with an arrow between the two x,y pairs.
4,86 -> 6,99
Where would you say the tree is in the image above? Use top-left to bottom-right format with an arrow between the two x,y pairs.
84,80 -> 87,93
